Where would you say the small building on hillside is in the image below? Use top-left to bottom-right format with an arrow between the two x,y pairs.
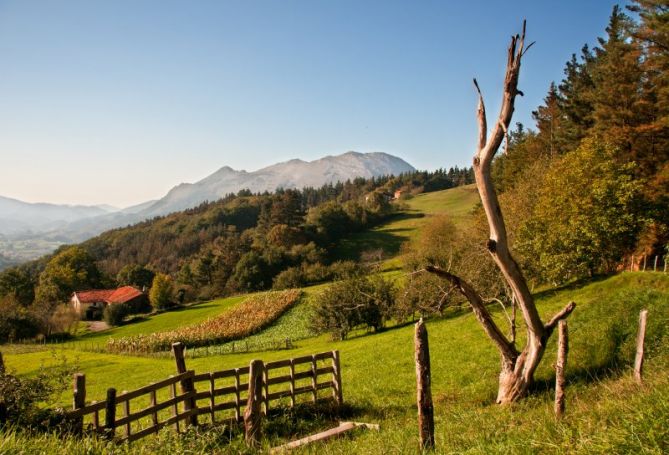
71,286 -> 148,320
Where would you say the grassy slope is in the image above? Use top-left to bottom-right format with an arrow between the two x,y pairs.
334,185 -> 479,264
4,272 -> 669,453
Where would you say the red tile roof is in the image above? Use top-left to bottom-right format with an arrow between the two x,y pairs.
107,286 -> 144,304
74,289 -> 114,303
74,286 -> 143,304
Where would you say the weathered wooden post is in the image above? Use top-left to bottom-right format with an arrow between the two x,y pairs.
171,342 -> 198,427
634,309 -> 648,384
642,255 -> 647,271
554,321 -> 568,419
332,350 -> 344,407
654,255 -> 658,272
0,351 -> 5,427
415,318 -> 435,450
244,359 -> 264,447
73,373 -> 86,434
104,388 -> 117,441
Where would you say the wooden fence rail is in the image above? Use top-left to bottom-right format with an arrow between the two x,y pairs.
65,347 -> 343,446
69,370 -> 197,443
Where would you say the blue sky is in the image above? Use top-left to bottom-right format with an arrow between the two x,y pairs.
0,1 -> 620,207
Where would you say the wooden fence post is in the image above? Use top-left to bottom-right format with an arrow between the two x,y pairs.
415,318 -> 435,451
171,342 -> 198,427
73,373 -> 86,434
554,321 -> 568,419
643,255 -> 647,271
104,388 -> 117,441
244,359 -> 264,447
654,255 -> 658,272
332,350 -> 344,407
0,352 -> 6,426
634,309 -> 648,384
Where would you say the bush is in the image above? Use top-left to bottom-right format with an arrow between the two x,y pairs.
103,304 -> 128,326
0,354 -> 75,429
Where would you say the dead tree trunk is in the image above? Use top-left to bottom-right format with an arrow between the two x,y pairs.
415,318 -> 435,450
427,22 -> 575,403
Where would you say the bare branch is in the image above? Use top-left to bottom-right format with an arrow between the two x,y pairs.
426,265 -> 518,361
473,78 -> 487,154
544,302 -> 576,338
487,297 -> 514,335
522,41 -> 536,57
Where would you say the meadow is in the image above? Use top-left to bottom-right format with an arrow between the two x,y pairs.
3,272 -> 668,454
2,187 -> 668,453
334,184 -> 479,266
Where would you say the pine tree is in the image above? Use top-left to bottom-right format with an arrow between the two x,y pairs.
589,6 -> 644,155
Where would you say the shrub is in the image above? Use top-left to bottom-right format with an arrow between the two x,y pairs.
103,304 -> 128,326
0,354 -> 75,429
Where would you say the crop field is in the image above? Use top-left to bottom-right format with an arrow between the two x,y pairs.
3,272 -> 669,453
106,290 -> 302,353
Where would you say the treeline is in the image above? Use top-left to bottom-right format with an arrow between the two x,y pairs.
491,2 -> 669,284
402,1 -> 669,312
0,166 -> 473,341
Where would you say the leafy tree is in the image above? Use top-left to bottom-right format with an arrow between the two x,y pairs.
35,246 -> 102,304
0,295 -> 40,342
116,264 -> 155,289
518,139 -> 644,282
0,267 -> 35,306
149,273 -> 174,310
312,276 -> 396,340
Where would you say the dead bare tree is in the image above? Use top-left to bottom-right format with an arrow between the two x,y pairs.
427,22 -> 576,404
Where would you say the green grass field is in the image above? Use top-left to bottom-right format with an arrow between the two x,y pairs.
3,272 -> 669,453
334,185 -> 479,265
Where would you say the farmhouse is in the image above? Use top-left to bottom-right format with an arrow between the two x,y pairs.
71,286 -> 148,320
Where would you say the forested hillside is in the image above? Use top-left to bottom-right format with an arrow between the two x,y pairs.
426,3 -> 669,291
0,167 -> 473,341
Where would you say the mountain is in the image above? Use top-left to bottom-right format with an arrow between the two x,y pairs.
0,151 -> 415,262
138,152 -> 414,217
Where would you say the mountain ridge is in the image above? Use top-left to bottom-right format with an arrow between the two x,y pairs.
0,151 -> 416,264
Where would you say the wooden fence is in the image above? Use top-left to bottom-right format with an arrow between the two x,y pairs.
65,346 -> 343,445
625,254 -> 668,273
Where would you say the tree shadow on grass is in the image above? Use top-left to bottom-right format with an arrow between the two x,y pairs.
532,273 -> 615,301
263,399 -> 398,441
335,212 -> 425,261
